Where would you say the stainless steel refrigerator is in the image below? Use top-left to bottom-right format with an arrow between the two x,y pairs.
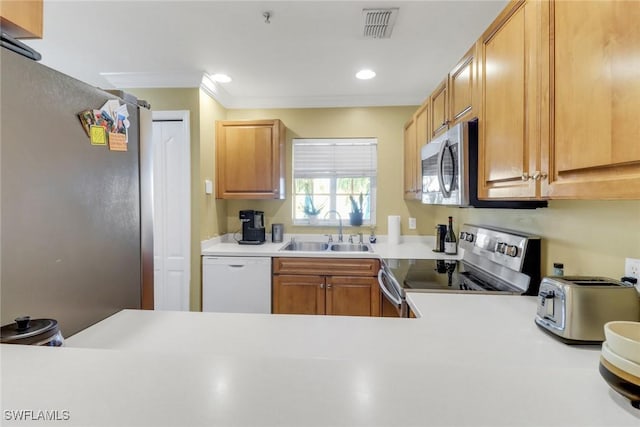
0,48 -> 153,337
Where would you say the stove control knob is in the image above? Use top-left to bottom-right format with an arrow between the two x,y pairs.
466,233 -> 474,242
506,245 -> 518,257
496,242 -> 505,254
460,231 -> 467,241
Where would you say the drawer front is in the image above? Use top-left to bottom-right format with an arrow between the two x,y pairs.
273,257 -> 380,276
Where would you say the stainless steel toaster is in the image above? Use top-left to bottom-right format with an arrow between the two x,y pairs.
535,276 -> 640,344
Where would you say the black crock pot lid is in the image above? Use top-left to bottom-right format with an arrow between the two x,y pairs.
0,317 -> 59,343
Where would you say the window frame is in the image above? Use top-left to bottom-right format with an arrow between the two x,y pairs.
291,138 -> 377,227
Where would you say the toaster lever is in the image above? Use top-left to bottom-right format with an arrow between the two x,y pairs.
539,290 -> 555,305
539,290 -> 555,319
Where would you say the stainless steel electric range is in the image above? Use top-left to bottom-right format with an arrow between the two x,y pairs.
378,224 -> 542,317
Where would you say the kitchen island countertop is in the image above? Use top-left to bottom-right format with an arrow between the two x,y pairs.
2,294 -> 638,426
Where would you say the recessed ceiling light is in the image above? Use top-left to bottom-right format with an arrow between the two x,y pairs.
201,74 -> 217,95
211,73 -> 232,83
356,69 -> 376,80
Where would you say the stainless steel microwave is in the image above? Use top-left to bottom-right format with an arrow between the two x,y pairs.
420,121 -> 547,209
421,122 -> 468,206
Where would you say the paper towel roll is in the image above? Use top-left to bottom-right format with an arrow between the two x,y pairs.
388,215 -> 401,245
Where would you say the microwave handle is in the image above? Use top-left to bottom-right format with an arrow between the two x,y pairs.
377,268 -> 402,307
436,139 -> 453,198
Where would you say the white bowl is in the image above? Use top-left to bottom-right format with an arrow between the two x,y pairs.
601,341 -> 640,379
604,321 -> 640,365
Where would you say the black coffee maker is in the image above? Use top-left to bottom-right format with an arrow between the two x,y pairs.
239,210 -> 266,245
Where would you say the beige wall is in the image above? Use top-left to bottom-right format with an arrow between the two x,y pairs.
125,88 -> 222,311
225,106 -> 418,235
119,89 -> 639,309
226,107 -> 639,280
415,200 -> 640,279
199,90 -> 228,239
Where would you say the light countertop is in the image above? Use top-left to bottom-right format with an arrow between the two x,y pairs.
2,294 -> 639,426
201,234 -> 461,261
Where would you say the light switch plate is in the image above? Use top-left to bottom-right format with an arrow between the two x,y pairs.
408,217 -> 416,230
204,179 -> 213,195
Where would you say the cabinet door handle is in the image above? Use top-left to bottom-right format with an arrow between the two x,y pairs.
532,171 -> 541,181
521,173 -> 530,181
320,283 -> 324,289
327,284 -> 332,289
533,171 -> 548,181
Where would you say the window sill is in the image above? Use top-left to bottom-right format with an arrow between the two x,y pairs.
293,219 -> 374,227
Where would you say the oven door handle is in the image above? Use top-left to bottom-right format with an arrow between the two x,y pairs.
378,268 -> 402,307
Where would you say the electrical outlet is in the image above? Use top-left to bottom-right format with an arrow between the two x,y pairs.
408,217 -> 416,230
624,258 -> 640,280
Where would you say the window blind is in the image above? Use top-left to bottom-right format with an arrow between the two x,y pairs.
293,138 -> 377,177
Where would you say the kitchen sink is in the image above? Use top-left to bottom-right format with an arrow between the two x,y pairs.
280,241 -> 329,252
279,241 -> 372,252
329,243 -> 370,252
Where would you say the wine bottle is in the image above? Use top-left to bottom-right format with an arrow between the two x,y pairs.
444,216 -> 457,255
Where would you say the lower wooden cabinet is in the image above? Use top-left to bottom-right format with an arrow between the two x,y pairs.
326,276 -> 379,317
272,274 -> 324,315
272,258 -> 381,317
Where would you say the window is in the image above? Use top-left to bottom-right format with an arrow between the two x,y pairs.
292,138 -> 377,226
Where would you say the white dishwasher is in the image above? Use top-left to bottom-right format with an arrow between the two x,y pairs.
202,256 -> 271,313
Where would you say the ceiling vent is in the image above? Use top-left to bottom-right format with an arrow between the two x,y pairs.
362,8 -> 398,39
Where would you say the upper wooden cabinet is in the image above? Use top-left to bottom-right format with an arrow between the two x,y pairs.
415,101 -> 430,149
477,0 -> 640,200
430,79 -> 448,138
449,44 -> 477,125
546,0 -> 640,199
428,44 -> 478,140
403,102 -> 429,201
404,0 -> 639,201
403,117 -> 418,199
477,0 -> 546,199
0,0 -> 43,39
216,119 -> 286,199
413,101 -> 429,199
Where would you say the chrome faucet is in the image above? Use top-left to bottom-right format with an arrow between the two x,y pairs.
349,233 -> 364,244
324,210 -> 343,242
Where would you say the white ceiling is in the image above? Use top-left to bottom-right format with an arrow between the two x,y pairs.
24,0 -> 508,109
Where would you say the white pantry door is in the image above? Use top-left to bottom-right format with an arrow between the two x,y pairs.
152,111 -> 190,311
